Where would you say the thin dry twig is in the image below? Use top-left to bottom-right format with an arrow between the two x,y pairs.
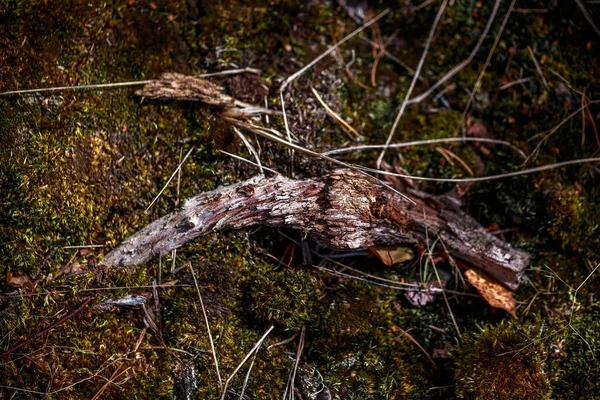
573,0 -> 600,39
233,127 -> 264,175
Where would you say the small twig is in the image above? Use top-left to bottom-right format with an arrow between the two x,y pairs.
219,150 -> 280,175
0,297 -> 94,359
567,262 -> 600,355
360,157 -> 600,183
239,342 -> 260,400
266,332 -> 299,351
63,244 -> 106,249
429,238 -> 461,337
189,263 -> 223,391
500,77 -> 532,90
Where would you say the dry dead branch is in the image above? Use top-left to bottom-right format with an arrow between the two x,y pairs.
102,170 -> 530,290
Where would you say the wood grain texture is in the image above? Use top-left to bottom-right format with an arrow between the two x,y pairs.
102,170 -> 530,290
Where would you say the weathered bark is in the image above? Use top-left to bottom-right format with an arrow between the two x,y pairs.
102,170 -> 529,290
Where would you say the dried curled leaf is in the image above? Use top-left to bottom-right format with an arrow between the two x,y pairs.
369,245 -> 414,266
465,268 -> 517,318
7,272 -> 33,289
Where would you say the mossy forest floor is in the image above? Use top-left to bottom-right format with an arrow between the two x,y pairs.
1,1 -> 599,399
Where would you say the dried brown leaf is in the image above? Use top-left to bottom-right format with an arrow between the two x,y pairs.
465,268 -> 517,318
7,272 -> 33,289
369,245 -> 414,266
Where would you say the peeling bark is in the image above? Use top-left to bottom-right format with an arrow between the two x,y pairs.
102,170 -> 530,290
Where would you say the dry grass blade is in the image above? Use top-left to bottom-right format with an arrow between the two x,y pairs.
376,0 -> 449,168
146,147 -> 194,212
220,325 -> 274,400
527,45 -> 549,90
457,0 -> 517,135
280,9 -> 390,91
189,263 -> 223,391
311,87 -> 361,140
396,326 -> 437,369
0,68 -> 262,96
324,137 -> 527,158
405,0 -> 503,106
233,127 -> 264,175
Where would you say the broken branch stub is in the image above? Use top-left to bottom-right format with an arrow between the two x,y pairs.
102,170 -> 529,290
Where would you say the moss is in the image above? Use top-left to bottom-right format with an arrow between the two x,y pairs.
550,308 -> 600,398
454,320 -> 552,400
1,0 -> 600,398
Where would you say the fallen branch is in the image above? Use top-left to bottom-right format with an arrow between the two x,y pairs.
102,170 -> 529,290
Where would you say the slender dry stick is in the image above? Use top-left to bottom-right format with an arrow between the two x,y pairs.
376,0 -> 449,168
220,325 -> 275,400
189,263 -> 223,391
63,244 -> 106,249
527,45 -> 549,90
0,297 -> 94,359
500,77 -> 533,90
405,0 -> 503,105
146,147 -> 194,212
457,0 -> 517,135
279,9 -> 390,91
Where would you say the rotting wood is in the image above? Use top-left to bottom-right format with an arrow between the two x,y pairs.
135,72 -> 281,118
102,169 -> 529,290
